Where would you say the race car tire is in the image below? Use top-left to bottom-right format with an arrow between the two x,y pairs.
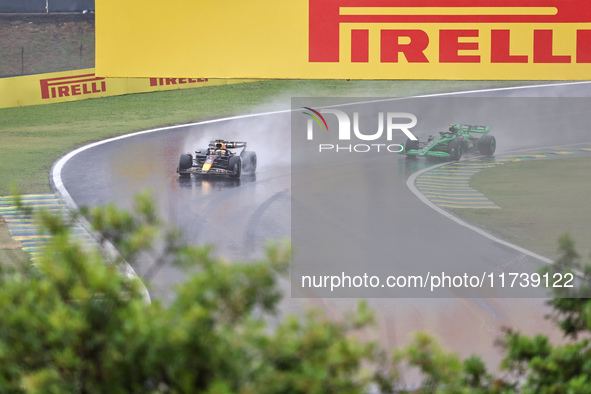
240,151 -> 257,173
229,157 -> 242,178
478,135 -> 496,156
178,154 -> 193,177
449,140 -> 462,161
404,138 -> 419,158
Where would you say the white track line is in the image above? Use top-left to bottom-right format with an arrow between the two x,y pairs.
408,142 -> 591,272
407,161 -> 553,265
51,80 -> 591,299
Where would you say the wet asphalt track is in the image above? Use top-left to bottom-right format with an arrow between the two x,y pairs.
56,82 -> 591,374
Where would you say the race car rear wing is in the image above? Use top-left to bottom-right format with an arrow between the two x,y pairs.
457,124 -> 490,134
209,140 -> 247,149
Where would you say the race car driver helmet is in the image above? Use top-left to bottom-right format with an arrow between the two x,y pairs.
449,125 -> 458,133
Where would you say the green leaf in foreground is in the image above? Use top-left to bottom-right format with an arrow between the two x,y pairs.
0,193 -> 396,393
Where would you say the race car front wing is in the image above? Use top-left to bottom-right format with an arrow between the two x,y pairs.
177,167 -> 236,175
403,149 -> 451,158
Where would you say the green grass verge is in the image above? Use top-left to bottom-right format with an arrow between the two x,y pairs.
0,79 -> 548,195
451,157 -> 591,260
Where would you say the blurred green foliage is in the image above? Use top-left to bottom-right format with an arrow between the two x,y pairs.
395,234 -> 591,393
0,193 -> 396,393
1,192 -> 590,392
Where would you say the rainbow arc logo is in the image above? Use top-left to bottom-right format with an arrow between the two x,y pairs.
302,107 -> 329,131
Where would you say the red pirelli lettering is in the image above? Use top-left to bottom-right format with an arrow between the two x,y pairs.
149,78 -> 209,86
577,30 -> 591,63
491,30 -> 528,63
534,30 -> 571,63
351,30 -> 369,62
440,30 -> 480,63
58,86 -> 69,97
40,73 -> 106,99
309,0 -> 591,64
381,30 -> 429,63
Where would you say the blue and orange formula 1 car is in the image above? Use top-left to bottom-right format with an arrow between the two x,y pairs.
401,124 -> 496,161
177,139 -> 257,178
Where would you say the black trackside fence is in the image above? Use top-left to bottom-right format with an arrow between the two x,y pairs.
0,13 -> 95,77
0,0 -> 94,13
0,44 -> 94,78
0,44 -> 94,77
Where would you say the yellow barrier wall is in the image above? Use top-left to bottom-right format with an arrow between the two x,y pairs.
96,0 -> 591,80
0,68 -> 256,109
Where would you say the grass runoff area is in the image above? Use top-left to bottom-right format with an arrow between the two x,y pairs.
452,157 -> 591,260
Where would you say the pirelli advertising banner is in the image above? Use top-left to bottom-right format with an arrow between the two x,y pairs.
97,0 -> 591,80
0,68 -> 255,109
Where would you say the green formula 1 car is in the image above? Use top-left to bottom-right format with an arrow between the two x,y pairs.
401,124 -> 496,160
